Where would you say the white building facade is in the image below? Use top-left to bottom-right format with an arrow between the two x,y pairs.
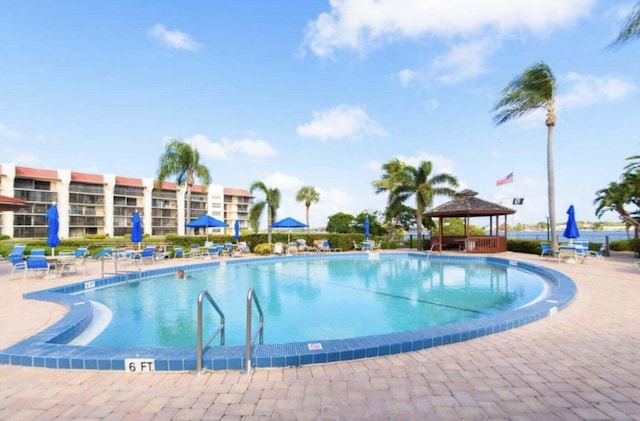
0,163 -> 253,239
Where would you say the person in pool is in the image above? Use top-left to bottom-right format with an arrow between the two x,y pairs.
176,269 -> 189,279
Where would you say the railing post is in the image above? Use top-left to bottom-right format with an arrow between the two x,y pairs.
244,288 -> 254,374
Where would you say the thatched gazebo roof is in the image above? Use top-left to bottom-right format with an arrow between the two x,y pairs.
424,189 -> 515,218
0,195 -> 26,212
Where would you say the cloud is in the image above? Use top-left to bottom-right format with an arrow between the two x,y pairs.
149,24 -> 202,51
431,37 -> 499,84
265,171 -> 303,191
557,72 -> 634,109
297,105 -> 387,140
0,122 -> 22,140
397,68 -> 417,86
185,134 -> 277,160
366,153 -> 456,178
303,0 -> 595,58
395,152 -> 457,175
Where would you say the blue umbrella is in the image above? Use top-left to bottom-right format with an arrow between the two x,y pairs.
270,217 -> 307,243
234,220 -> 240,242
131,211 -> 143,246
45,203 -> 60,256
364,215 -> 370,240
563,205 -> 580,242
186,214 -> 229,241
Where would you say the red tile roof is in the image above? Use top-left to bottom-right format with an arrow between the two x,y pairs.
71,172 -> 103,184
224,188 -> 253,198
115,176 -> 143,187
15,166 -> 58,180
0,194 -> 26,211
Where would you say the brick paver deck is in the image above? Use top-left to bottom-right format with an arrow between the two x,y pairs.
1,251 -> 639,419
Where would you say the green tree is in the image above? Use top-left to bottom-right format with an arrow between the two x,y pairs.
249,181 -> 281,243
295,186 -> 320,234
493,61 -> 559,251
156,139 -> 212,232
373,159 -> 458,250
326,212 -> 355,233
609,1 -> 640,48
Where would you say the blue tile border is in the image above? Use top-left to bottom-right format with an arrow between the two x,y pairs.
0,253 -> 576,372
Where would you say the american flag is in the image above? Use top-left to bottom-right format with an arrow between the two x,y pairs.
496,172 -> 513,186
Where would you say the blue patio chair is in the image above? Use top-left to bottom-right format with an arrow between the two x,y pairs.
133,246 -> 157,264
93,248 -> 113,260
24,256 -> 53,280
8,254 -> 27,280
173,246 -> 189,258
29,249 -> 46,256
540,243 -> 553,257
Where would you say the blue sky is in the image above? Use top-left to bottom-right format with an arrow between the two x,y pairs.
1,1 -> 638,228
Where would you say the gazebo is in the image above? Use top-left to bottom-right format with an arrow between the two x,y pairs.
424,189 -> 515,253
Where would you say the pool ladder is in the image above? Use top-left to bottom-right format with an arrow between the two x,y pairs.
196,290 -> 225,373
195,288 -> 263,374
244,288 -> 264,374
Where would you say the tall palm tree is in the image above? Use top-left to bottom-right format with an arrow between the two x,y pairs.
373,159 -> 410,241
295,186 -> 320,234
373,159 -> 458,250
249,181 -> 281,243
492,61 -> 559,251
609,1 -> 640,48
156,139 -> 212,232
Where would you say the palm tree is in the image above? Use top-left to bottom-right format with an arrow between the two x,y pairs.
295,186 -> 320,234
373,159 -> 458,250
249,181 -> 281,243
156,139 -> 212,232
373,159 -> 410,241
609,1 -> 640,48
492,61 -> 559,251
594,181 -> 634,228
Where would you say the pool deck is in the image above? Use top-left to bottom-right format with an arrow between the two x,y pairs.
1,251 -> 639,419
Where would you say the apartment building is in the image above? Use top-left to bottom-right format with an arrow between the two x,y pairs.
0,163 -> 253,239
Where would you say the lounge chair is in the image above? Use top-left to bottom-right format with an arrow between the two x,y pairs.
202,244 -> 222,259
352,241 -> 362,251
93,248 -> 113,260
236,242 -> 250,253
173,246 -> 189,258
24,256 -> 53,280
273,242 -> 284,255
322,240 -> 341,252
133,246 -> 157,265
190,244 -> 202,258
29,249 -> 46,256
8,254 -> 27,280
296,239 -> 308,252
540,243 -> 553,257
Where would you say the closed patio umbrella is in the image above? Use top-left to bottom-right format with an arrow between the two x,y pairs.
563,205 -> 580,243
364,215 -> 370,240
234,220 -> 240,242
45,203 -> 60,256
131,211 -> 143,248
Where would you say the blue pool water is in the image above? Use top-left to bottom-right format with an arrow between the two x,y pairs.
81,255 -> 545,348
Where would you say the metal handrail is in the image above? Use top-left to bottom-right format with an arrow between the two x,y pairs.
100,253 -> 141,281
244,288 -> 264,374
196,290 -> 225,373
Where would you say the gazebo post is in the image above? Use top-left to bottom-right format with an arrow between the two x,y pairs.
438,217 -> 443,252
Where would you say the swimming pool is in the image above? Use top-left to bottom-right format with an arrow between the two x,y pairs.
81,255 -> 546,347
0,253 -> 576,372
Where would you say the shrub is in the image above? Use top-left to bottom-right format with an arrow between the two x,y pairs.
253,243 -> 272,255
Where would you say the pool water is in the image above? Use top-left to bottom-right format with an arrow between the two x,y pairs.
81,255 -> 545,347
